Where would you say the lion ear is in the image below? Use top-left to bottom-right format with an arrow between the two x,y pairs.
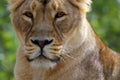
69,0 -> 92,12
8,0 -> 25,12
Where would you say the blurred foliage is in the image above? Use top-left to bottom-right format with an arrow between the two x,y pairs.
88,0 -> 120,52
0,0 -> 120,80
0,0 -> 18,80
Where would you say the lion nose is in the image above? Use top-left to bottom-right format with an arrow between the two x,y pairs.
31,39 -> 53,48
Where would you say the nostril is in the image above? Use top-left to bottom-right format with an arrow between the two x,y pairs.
31,39 -> 39,46
44,39 -> 53,45
31,39 -> 53,48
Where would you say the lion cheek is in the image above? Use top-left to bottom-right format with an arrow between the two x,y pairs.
62,27 -> 85,54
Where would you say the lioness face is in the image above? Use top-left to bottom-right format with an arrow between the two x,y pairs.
10,0 -> 91,68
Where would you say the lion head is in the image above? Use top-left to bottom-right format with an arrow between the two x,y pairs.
9,0 -> 92,68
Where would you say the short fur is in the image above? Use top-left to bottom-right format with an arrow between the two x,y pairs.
8,0 -> 120,80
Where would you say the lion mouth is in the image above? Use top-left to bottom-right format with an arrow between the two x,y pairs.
27,51 -> 60,63
27,38 -> 61,62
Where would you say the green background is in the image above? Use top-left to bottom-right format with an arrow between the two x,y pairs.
0,0 -> 120,80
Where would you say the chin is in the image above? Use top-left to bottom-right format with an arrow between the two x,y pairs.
30,57 -> 57,69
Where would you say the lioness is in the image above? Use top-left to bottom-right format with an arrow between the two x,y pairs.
8,0 -> 120,80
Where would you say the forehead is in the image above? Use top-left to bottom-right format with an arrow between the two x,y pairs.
37,0 -> 64,5
29,0 -> 65,9
39,0 -> 50,5
23,0 -> 68,22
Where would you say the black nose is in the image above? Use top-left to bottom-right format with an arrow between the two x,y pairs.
31,39 -> 53,48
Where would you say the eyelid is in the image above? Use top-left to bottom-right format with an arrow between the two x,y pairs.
55,11 -> 67,19
22,11 -> 33,23
22,11 -> 33,19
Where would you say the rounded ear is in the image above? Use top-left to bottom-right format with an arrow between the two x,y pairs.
68,0 -> 92,12
8,0 -> 25,12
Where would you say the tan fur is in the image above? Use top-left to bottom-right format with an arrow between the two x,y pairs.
8,0 -> 120,80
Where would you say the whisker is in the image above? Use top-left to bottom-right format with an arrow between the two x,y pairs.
61,57 -> 66,63
26,52 -> 34,54
50,50 -> 61,54
60,55 -> 66,63
64,54 -> 78,61
25,48 -> 35,51
25,46 -> 35,51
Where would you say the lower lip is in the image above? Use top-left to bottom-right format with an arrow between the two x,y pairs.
39,55 -> 60,62
28,54 -> 60,63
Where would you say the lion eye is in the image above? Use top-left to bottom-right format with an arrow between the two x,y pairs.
23,11 -> 33,19
55,12 -> 66,19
